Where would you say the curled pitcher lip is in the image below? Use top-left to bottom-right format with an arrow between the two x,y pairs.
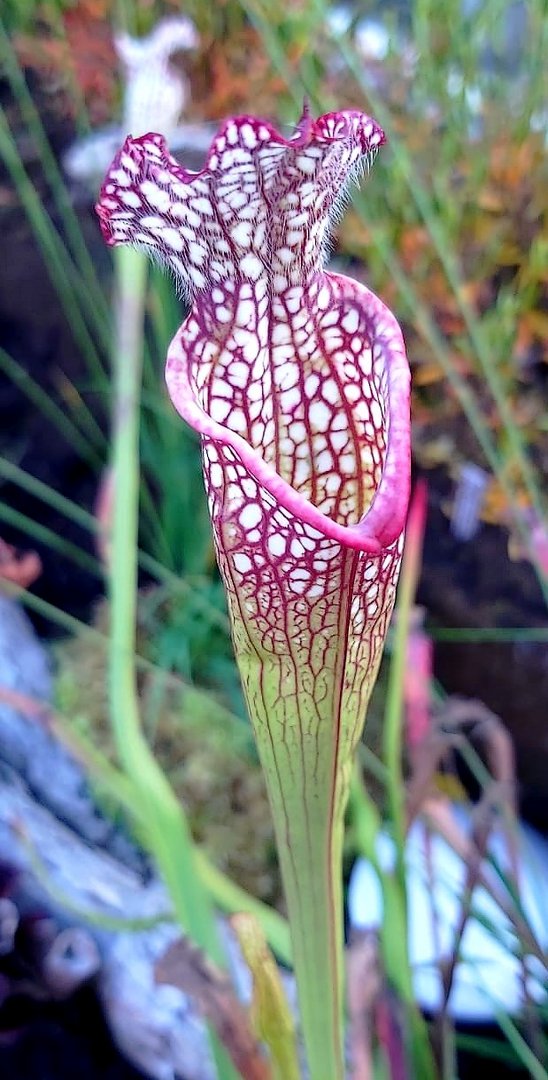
164,270 -> 410,555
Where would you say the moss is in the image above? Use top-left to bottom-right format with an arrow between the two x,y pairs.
54,593 -> 282,909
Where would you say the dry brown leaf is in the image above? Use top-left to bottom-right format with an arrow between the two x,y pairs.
0,538 -> 42,590
155,936 -> 272,1080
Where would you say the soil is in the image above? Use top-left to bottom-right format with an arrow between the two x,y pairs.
0,984 -> 146,1080
417,466 -> 548,830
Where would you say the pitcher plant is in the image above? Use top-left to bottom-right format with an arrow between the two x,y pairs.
97,103 -> 411,1080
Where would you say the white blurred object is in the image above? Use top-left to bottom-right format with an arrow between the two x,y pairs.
64,123 -> 213,186
63,17 -> 210,188
326,4 -> 353,37
348,807 -> 548,1022
327,7 -> 418,80
42,927 -> 101,996
446,67 -> 484,116
115,16 -> 198,138
450,461 -> 490,540
355,19 -> 390,62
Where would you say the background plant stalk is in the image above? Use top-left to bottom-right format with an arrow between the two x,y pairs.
108,244 -> 237,1080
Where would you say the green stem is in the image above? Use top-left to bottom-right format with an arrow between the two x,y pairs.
255,735 -> 346,1080
349,769 -> 436,1079
384,485 -> 422,909
382,486 -> 437,1079
383,613 -> 412,902
108,245 -> 236,1080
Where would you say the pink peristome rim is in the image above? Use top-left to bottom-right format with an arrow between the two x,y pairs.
165,272 -> 410,555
